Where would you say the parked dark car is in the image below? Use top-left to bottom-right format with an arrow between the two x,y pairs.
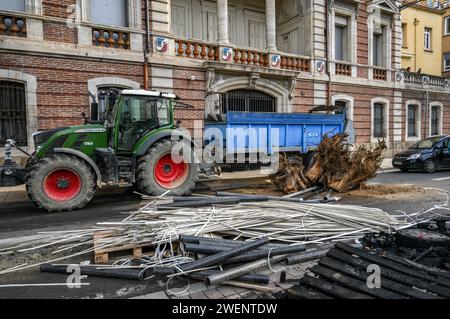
392,135 -> 450,173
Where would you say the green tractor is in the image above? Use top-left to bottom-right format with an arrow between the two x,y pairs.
0,89 -> 201,212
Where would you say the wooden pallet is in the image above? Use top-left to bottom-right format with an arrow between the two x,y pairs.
93,231 -> 155,264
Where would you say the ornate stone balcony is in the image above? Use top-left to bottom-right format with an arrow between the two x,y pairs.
174,38 -> 311,73
403,72 -> 450,91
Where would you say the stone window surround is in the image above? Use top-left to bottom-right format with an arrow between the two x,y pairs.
429,101 -> 443,137
206,75 -> 292,115
331,94 -> 354,121
329,3 -> 358,77
87,76 -> 140,102
367,13 -> 392,82
77,0 -> 143,52
371,97 -> 390,145
404,99 -> 421,142
0,69 -> 37,151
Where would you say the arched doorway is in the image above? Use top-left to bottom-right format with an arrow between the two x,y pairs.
0,81 -> 27,146
220,90 -> 276,113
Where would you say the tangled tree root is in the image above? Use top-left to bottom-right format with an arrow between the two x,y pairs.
271,134 -> 387,194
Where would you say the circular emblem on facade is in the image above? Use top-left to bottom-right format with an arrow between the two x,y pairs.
271,55 -> 281,67
316,60 -> 325,74
156,37 -> 168,53
222,48 -> 233,62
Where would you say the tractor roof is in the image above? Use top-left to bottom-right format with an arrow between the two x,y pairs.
121,89 -> 177,99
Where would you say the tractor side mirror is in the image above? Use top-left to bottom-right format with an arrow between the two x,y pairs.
90,102 -> 99,121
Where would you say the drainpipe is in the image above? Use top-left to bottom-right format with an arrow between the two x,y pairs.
414,18 -> 419,72
144,0 -> 150,90
326,1 -> 332,110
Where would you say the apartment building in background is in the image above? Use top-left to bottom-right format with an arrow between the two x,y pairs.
442,2 -> 450,77
401,0 -> 443,75
0,0 -> 449,160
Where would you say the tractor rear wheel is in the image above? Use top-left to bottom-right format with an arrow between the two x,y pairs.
26,154 -> 96,212
136,139 -> 198,196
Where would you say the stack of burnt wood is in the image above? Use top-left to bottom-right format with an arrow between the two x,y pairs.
271,133 -> 387,194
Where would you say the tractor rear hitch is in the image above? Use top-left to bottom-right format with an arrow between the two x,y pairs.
0,140 -> 27,187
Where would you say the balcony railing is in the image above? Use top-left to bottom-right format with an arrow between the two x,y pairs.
280,55 -> 311,72
174,38 -> 311,72
0,15 -> 27,38
233,48 -> 269,67
403,72 -> 450,90
92,28 -> 130,50
373,68 -> 387,81
176,39 -> 219,61
335,63 -> 352,76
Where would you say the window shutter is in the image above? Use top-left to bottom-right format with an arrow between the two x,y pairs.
249,20 -> 266,49
172,5 -> 187,37
0,0 -> 26,12
206,12 -> 218,42
90,0 -> 128,28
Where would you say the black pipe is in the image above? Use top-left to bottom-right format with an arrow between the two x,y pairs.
40,264 -> 152,281
285,248 -> 332,265
183,243 -> 306,264
157,197 -> 241,210
151,267 -> 270,284
216,192 -> 307,203
178,237 -> 270,272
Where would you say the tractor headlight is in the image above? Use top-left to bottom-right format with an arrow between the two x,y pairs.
407,154 -> 421,160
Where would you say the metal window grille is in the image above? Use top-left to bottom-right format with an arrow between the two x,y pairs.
431,106 -> 439,136
408,105 -> 417,137
373,103 -> 385,138
0,81 -> 27,146
220,90 -> 276,114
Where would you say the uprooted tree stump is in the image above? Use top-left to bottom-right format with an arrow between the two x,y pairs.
271,134 -> 387,194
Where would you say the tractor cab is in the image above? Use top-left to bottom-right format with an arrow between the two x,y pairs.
102,90 -> 177,153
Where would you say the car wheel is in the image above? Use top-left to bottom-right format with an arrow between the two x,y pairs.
423,159 -> 437,174
400,168 -> 409,172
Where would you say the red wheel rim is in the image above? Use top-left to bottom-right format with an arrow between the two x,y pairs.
154,154 -> 189,189
43,169 -> 82,202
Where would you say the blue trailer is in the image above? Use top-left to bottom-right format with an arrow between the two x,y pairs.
205,111 -> 345,157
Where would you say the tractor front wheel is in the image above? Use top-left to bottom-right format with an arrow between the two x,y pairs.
136,139 -> 198,196
26,154 -> 96,212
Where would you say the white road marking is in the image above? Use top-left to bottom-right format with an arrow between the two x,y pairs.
377,169 -> 399,174
432,176 -> 450,181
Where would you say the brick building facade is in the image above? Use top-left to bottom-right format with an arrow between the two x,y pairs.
0,0 -> 449,158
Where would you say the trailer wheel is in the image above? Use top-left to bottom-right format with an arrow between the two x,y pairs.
136,139 -> 198,196
26,154 -> 96,212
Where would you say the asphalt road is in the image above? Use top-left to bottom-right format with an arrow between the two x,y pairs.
0,169 -> 449,299
372,167 -> 450,189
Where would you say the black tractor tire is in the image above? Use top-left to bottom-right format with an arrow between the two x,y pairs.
396,229 -> 450,249
423,159 -> 437,174
136,139 -> 198,196
26,154 -> 96,213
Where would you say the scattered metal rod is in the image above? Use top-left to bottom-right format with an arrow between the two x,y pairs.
40,264 -> 152,281
283,186 -> 322,198
206,254 -> 288,286
157,197 -> 241,210
216,192 -> 307,203
183,243 -> 307,265
285,247 -> 333,265
178,237 -> 270,273
151,267 -> 270,285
